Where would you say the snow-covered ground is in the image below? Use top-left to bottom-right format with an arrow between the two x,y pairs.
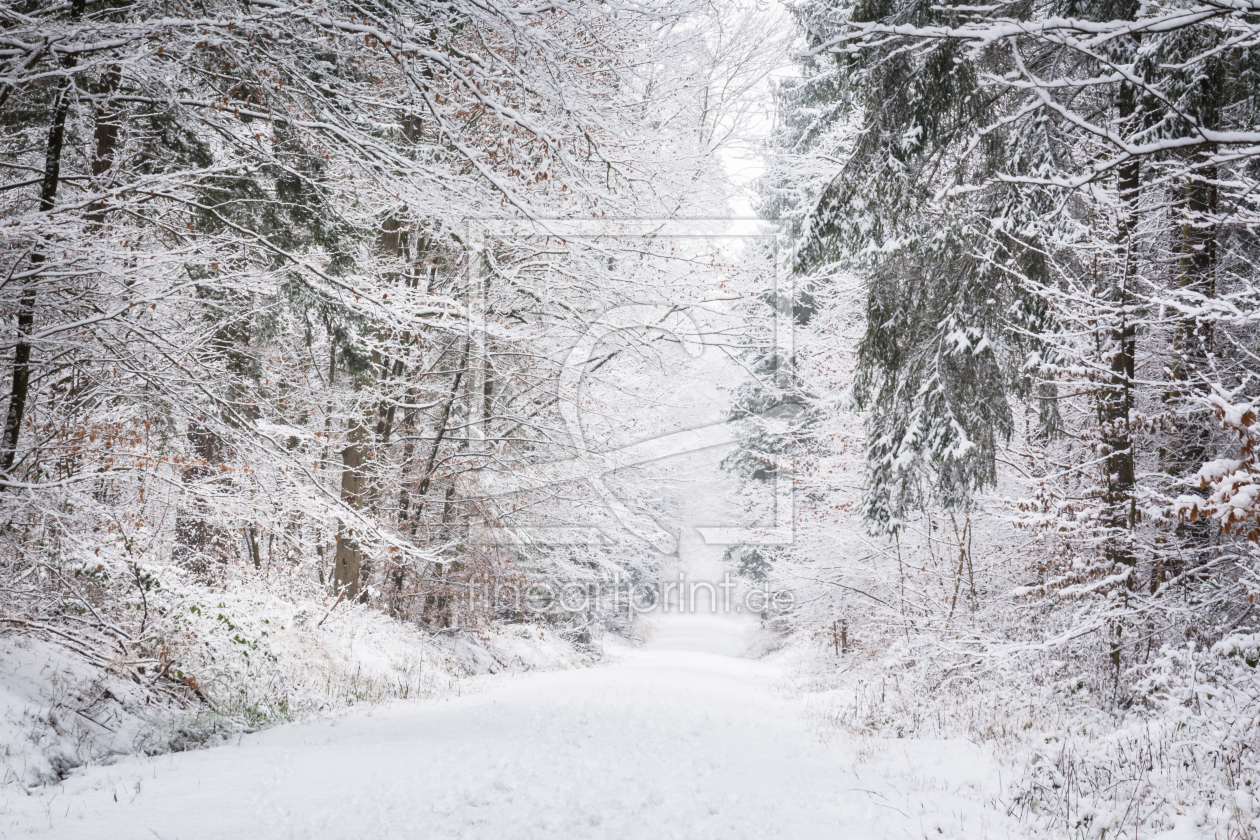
1,552 -> 1022,840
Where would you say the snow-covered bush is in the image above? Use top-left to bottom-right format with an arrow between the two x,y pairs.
1,530 -> 594,790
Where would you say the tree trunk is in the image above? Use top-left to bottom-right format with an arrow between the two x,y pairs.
1105,76 -> 1142,684
413,366 -> 464,517
86,65 -> 122,226
333,420 -> 369,599
1157,69 -> 1221,590
0,70 -> 75,483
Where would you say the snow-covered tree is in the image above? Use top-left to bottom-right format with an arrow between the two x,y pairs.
0,0 -> 745,687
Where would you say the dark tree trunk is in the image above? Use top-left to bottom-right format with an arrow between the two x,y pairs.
0,70 -> 75,483
1103,84 -> 1140,576
86,65 -> 122,226
1105,78 -> 1142,683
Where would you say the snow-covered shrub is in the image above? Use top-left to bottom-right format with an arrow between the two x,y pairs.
1005,638 -> 1260,839
1,525 -> 592,790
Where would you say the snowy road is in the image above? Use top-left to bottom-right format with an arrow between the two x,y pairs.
2,594 -> 1020,840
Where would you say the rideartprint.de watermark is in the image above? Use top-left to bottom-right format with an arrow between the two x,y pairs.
454,571 -> 794,619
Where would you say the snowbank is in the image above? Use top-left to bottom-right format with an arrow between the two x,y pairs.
771,628 -> 1260,839
2,585 -> 591,792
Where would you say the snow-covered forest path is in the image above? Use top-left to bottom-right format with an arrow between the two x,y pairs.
3,557 -> 1020,840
